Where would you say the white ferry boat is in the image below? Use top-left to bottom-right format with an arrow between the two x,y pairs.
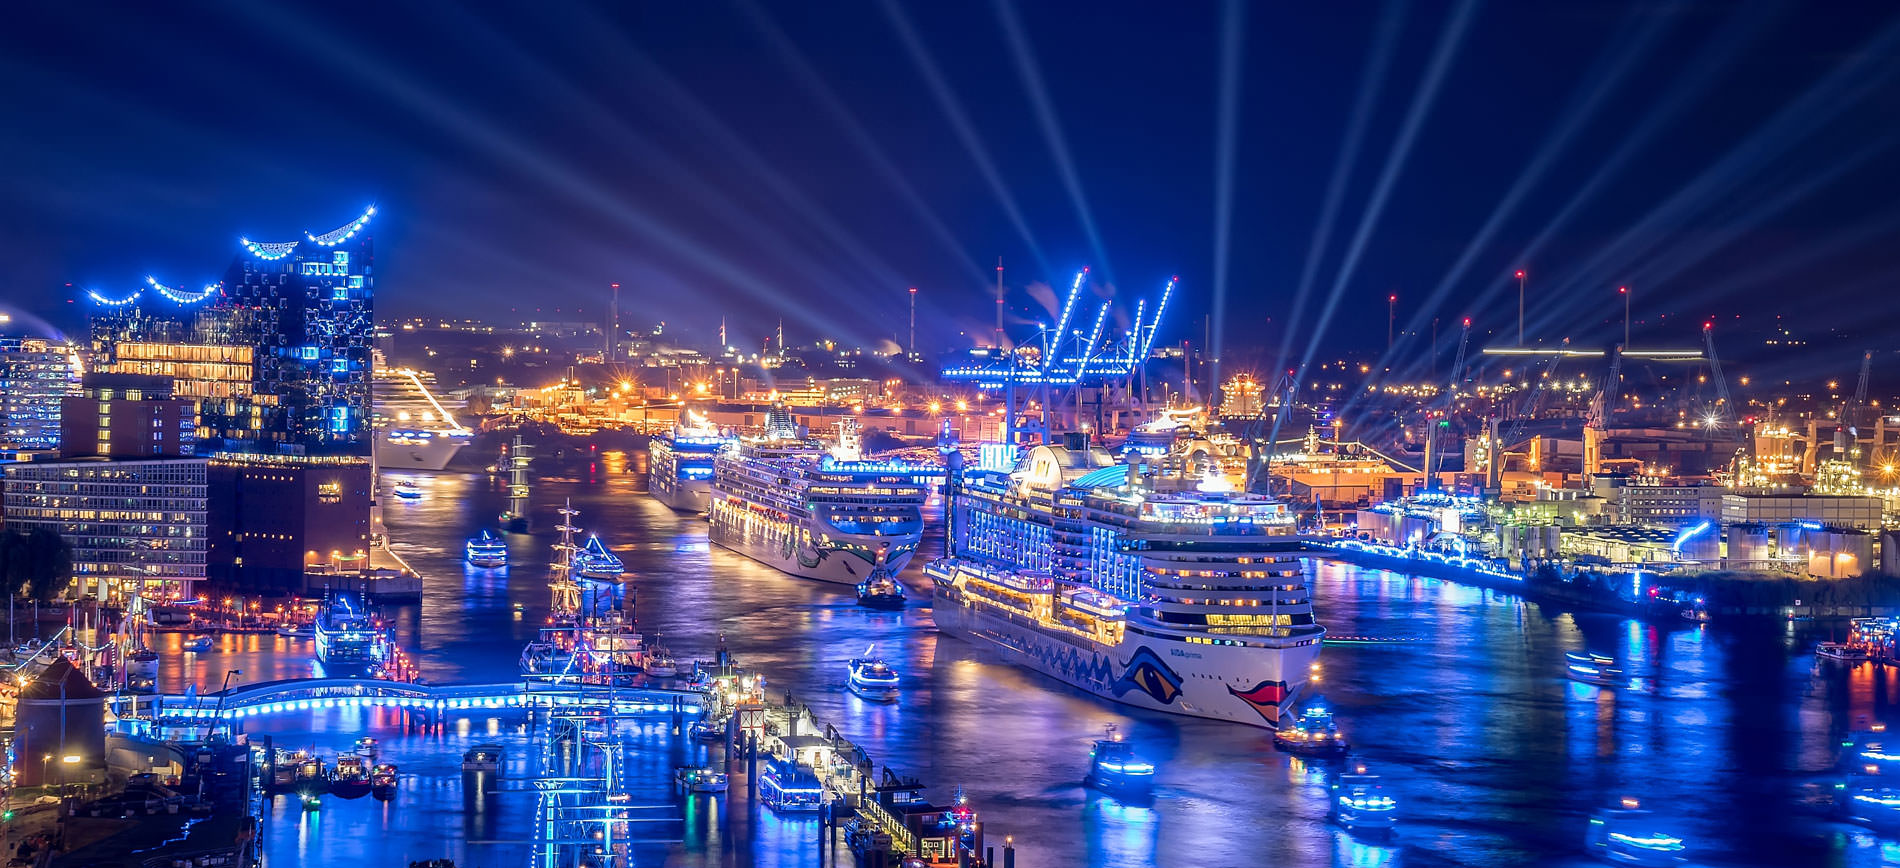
372,363 -> 473,472
648,410 -> 733,513
707,411 -> 928,586
925,432 -> 1325,729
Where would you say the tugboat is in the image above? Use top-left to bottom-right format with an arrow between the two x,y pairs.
371,763 -> 399,801
1565,651 -> 1625,687
462,744 -> 504,773
856,569 -> 907,610
1083,724 -> 1155,796
1584,799 -> 1688,865
674,767 -> 729,794
846,647 -> 900,702
1273,700 -> 1350,758
1328,766 -> 1397,838
331,756 -> 373,799
464,530 -> 508,568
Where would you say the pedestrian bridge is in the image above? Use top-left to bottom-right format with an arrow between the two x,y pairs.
119,677 -> 707,723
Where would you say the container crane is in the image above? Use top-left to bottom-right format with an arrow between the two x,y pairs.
1840,349 -> 1873,453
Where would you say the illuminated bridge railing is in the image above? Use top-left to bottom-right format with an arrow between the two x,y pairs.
131,677 -> 707,722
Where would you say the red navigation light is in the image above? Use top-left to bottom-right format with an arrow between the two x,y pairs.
1703,322 -> 1713,330
1618,286 -> 1627,294
1463,317 -> 1471,327
1514,270 -> 1525,279
1388,294 -> 1397,303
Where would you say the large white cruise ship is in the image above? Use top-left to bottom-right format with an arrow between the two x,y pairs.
647,409 -> 734,513
707,410 -> 928,585
925,432 -> 1325,729
372,365 -> 473,471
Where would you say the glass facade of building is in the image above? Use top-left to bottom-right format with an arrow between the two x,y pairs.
0,338 -> 81,450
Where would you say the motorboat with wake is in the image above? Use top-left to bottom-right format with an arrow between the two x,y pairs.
1585,799 -> 1688,865
1083,724 -> 1155,796
1566,651 -> 1626,687
847,646 -> 900,702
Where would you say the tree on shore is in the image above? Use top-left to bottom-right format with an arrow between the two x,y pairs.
0,529 -> 73,603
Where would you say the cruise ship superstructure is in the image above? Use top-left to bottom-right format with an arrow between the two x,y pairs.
926,432 -> 1325,728
648,410 -> 734,513
372,363 -> 472,471
708,410 -> 928,586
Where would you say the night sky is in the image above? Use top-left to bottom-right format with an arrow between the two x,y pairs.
4,1 -> 1900,372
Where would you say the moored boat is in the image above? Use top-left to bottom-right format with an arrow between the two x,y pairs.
759,759 -> 823,813
331,756 -> 372,799
1817,641 -> 1870,662
645,642 -> 678,678
314,592 -> 383,672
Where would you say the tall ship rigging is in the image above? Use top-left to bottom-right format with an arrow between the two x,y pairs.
648,409 -> 733,513
925,431 -> 1325,728
520,502 -> 644,683
371,360 -> 473,471
708,409 -> 928,586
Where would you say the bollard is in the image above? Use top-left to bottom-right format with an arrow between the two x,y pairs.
987,846 -> 995,868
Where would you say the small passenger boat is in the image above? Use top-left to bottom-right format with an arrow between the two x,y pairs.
1817,641 -> 1870,662
759,759 -> 823,813
574,535 -> 625,579
846,647 -> 900,702
181,636 -> 213,653
464,530 -> 508,568
393,480 -> 423,500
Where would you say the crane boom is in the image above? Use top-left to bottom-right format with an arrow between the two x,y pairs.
1703,323 -> 1733,425
1428,319 -> 1472,479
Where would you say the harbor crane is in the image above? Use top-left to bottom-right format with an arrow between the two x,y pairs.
1839,349 -> 1874,452
1423,318 -> 1470,488
1582,345 -> 1624,476
1701,322 -> 1734,428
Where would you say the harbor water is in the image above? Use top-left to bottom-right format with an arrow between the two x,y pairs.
152,455 -> 1893,867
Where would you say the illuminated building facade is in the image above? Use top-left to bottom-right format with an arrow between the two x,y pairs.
205,453 -> 373,593
0,338 -> 81,450
95,341 -> 258,442
222,208 -> 376,453
0,456 -> 208,603
59,374 -> 195,458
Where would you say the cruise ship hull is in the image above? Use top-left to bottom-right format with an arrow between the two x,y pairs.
708,493 -> 918,586
650,477 -> 711,513
930,573 -> 1321,729
376,432 -> 470,472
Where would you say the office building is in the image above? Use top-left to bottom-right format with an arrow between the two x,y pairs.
0,338 -> 81,450
94,341 -> 258,443
0,456 -> 208,603
206,453 -> 372,593
59,374 -> 195,458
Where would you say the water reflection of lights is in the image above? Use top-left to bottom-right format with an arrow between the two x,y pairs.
1334,831 -> 1399,867
1083,793 -> 1158,866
